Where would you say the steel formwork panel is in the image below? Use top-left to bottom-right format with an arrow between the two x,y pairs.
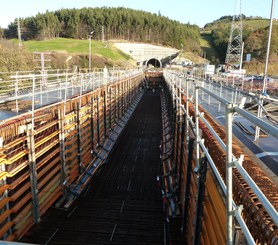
0,72 -> 144,241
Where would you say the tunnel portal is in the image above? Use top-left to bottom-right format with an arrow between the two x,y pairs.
146,58 -> 162,68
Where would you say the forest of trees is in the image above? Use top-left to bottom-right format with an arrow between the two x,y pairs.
2,7 -> 201,52
1,8 -> 276,70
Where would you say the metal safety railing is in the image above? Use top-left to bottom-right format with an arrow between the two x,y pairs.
0,68 -> 143,115
163,69 -> 278,245
0,68 -> 145,241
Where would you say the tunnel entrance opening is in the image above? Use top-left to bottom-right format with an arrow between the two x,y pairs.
146,58 -> 162,68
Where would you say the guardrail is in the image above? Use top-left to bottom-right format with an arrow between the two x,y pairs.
0,68 -> 143,115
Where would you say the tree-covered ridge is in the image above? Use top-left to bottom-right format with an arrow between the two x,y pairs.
3,7 -> 200,52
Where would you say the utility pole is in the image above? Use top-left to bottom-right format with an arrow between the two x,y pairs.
17,18 -> 22,47
254,0 -> 275,141
89,31 -> 94,72
102,26 -> 105,42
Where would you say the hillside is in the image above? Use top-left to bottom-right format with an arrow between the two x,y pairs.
204,18 -> 273,32
201,17 -> 278,75
23,38 -> 130,61
0,38 -> 134,75
2,10 -> 278,75
3,7 -> 200,52
202,17 -> 277,63
199,33 -> 220,64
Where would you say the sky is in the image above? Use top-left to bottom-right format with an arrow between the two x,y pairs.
0,0 -> 277,29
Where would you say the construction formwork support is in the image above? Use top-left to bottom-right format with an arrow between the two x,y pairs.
27,76 -> 40,224
194,85 -> 200,170
193,155 -> 208,245
0,70 -> 144,241
77,101 -> 82,174
182,137 -> 194,236
26,125 -> 39,224
226,103 -> 234,245
177,113 -> 185,203
163,69 -> 278,245
58,107 -> 67,192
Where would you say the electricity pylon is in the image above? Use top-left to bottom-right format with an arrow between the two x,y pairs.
225,0 -> 243,69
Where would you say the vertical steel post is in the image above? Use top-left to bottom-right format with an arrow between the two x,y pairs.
178,77 -> 183,181
104,91 -> 107,138
182,138 -> 195,236
71,73 -> 75,96
59,73 -> 68,180
186,79 -> 189,148
179,77 -> 182,128
96,96 -> 100,144
15,72 -> 19,113
58,79 -> 61,100
171,78 -> 177,166
194,83 -> 200,168
77,100 -> 82,174
234,87 -> 238,102
121,81 -> 124,116
90,95 -> 95,151
39,74 -> 43,106
193,156 -> 208,245
226,103 -> 234,245
117,84 -> 120,120
178,113 -> 185,202
77,75 -> 83,173
208,80 -> 211,106
218,83 -> 223,112
201,78 -> 204,101
28,75 -> 39,223
58,107 -> 66,191
231,89 -> 234,103
109,87 -> 112,130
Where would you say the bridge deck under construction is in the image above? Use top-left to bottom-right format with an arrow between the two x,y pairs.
20,90 -> 181,245
1,70 -> 277,244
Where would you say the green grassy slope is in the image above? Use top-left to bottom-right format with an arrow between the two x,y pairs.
23,38 -> 130,61
200,33 -> 220,64
205,18 -> 275,31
